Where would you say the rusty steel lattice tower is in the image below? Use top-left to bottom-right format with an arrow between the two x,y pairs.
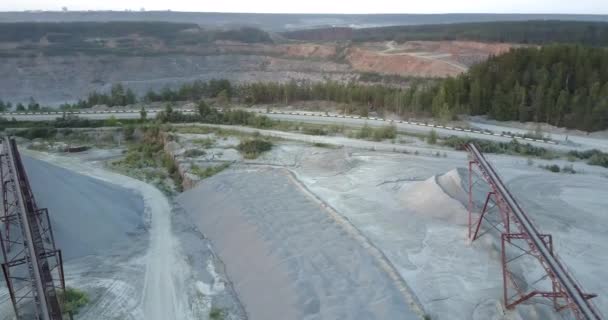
0,137 -> 65,320
465,143 -> 602,320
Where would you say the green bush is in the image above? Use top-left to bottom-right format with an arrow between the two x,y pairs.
372,125 -> 397,141
355,124 -> 396,141
356,124 -> 374,139
237,139 -> 273,159
562,164 -> 576,174
588,153 -> 608,168
302,127 -> 327,136
540,164 -> 561,173
209,307 -> 225,320
60,287 -> 89,315
313,142 -> 335,148
14,127 -> 58,140
427,129 -> 438,145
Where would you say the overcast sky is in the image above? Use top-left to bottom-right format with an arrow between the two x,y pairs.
1,0 -> 607,14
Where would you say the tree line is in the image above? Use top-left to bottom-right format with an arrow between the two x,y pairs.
238,45 -> 608,131
0,98 -> 42,112
3,45 -> 607,131
444,45 -> 608,131
283,20 -> 608,46
0,22 -> 272,44
0,22 -> 273,57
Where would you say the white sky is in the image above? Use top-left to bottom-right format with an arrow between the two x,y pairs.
1,0 -> 607,14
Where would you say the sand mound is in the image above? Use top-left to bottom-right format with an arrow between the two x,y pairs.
399,169 -> 468,225
436,168 -> 469,205
300,148 -> 358,176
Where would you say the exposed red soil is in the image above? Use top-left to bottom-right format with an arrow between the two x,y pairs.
346,47 -> 463,77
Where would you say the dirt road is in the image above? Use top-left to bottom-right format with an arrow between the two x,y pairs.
140,182 -> 191,320
22,151 -> 194,320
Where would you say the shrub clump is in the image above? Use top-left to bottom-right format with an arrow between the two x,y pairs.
209,307 -> 225,320
237,138 -> 273,159
427,129 -> 438,145
60,287 -> 89,315
443,136 -> 554,158
355,124 -> 396,141
191,163 -> 230,179
184,149 -> 206,157
540,164 -> 561,173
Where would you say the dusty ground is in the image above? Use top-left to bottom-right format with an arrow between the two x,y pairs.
173,127 -> 607,319
6,150 -> 245,320
290,147 -> 607,319
5,121 -> 606,319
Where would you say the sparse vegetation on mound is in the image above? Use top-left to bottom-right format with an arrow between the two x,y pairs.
109,125 -> 184,193
191,163 -> 231,179
442,136 -> 556,159
237,138 -> 273,159
192,137 -> 216,148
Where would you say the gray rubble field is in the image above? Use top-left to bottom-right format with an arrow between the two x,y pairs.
178,167 -> 419,320
23,156 -> 144,260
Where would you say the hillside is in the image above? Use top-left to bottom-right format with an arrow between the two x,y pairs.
0,22 -> 512,105
282,20 -> 608,46
0,22 -> 272,57
1,12 -> 608,31
206,45 -> 607,131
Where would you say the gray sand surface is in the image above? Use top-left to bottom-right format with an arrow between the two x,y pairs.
178,167 -> 418,320
23,156 -> 144,260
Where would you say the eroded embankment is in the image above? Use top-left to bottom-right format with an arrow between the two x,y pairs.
178,167 -> 422,320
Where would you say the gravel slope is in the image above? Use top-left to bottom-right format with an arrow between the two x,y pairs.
178,167 -> 420,320
23,156 -> 144,260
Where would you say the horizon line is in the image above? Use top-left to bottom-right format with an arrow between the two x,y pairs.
1,10 -> 608,16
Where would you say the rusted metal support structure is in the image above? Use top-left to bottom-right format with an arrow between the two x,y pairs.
465,143 -> 601,319
0,137 -> 65,320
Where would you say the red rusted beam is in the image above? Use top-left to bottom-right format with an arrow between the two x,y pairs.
465,143 -> 601,320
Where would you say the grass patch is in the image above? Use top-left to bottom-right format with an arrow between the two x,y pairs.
312,142 -> 337,148
540,164 -> 561,173
562,164 -> 577,174
191,163 -> 230,179
14,127 -> 58,140
351,124 -> 396,141
302,126 -> 328,136
442,136 -> 556,159
192,137 -> 215,148
427,129 -> 438,145
111,124 -> 183,192
539,164 -> 577,174
175,125 -> 256,138
568,149 -> 608,168
60,287 -> 89,315
209,307 -> 225,320
184,149 -> 206,157
237,138 -> 273,159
